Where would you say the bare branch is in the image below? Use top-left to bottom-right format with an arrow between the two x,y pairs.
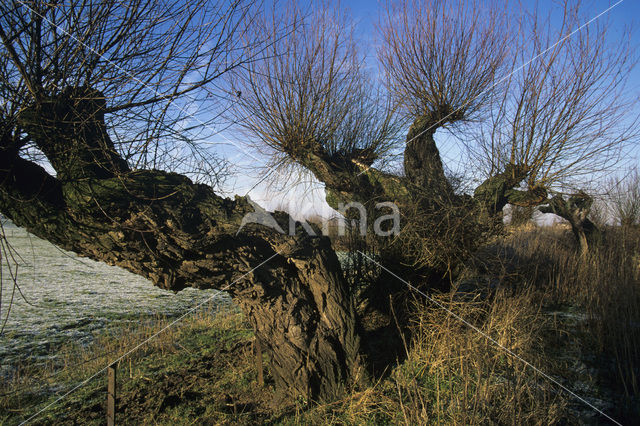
470,0 -> 639,190
0,0 -> 262,187
606,167 -> 640,227
378,0 -> 511,127
228,1 -> 404,189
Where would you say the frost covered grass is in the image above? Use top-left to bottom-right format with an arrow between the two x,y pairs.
0,220 -> 228,378
0,286 -> 570,425
1,303 -> 252,425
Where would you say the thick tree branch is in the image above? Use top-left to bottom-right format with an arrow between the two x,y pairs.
18,88 -> 130,180
403,116 -> 454,197
539,192 -> 601,254
0,94 -> 361,401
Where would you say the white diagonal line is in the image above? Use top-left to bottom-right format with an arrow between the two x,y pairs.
357,250 -> 622,426
16,0 -> 274,185
359,0 -> 625,177
18,249 -> 282,425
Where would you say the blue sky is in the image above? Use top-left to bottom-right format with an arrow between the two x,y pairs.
217,0 -> 640,218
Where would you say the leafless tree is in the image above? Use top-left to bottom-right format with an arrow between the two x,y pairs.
3,0 -> 639,407
470,0 -> 638,193
378,0 -> 512,194
228,4 -> 429,341
229,1 -> 404,194
607,167 -> 640,228
470,0 -> 638,251
0,0 -> 362,403
229,1 -> 514,317
233,0 -> 640,268
0,0 -> 263,187
376,0 -> 638,252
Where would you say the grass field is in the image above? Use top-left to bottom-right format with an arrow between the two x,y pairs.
2,224 -> 639,424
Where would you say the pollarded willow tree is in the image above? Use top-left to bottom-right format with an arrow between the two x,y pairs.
1,0 -> 638,405
606,167 -> 640,228
231,0 -> 522,310
469,0 -> 638,252
233,0 -> 638,275
382,0 -> 637,253
231,0 -> 509,294
0,0 -> 361,401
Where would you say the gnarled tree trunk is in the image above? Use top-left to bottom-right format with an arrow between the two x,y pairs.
539,193 -> 602,255
403,116 -> 453,198
0,89 -> 360,401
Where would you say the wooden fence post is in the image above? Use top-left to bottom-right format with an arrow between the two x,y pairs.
254,337 -> 264,387
107,363 -> 116,426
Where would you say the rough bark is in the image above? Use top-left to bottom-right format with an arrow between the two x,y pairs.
293,114 -> 489,274
473,163 -> 548,216
18,87 -> 130,180
289,147 -> 401,213
0,90 -> 360,401
539,193 -> 602,254
287,115 -> 457,211
403,116 -> 454,198
293,115 -> 553,276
